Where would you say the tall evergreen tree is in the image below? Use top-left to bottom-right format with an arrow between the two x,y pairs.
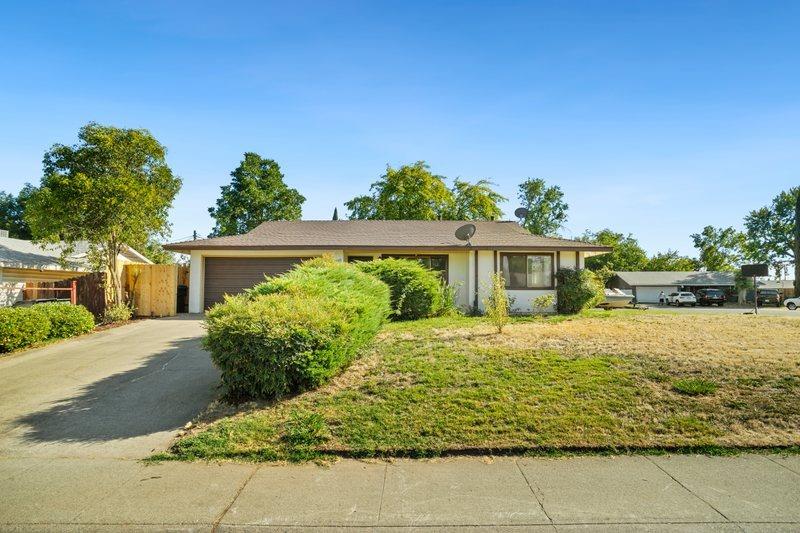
209,153 -> 305,236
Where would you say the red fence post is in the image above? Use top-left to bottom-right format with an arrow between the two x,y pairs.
71,280 -> 77,305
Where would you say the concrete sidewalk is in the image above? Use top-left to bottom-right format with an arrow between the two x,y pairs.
2,454 -> 799,531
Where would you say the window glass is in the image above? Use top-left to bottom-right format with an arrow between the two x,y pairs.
385,255 -> 447,280
502,254 -> 552,288
502,255 -> 527,288
347,256 -> 373,263
527,255 -> 551,287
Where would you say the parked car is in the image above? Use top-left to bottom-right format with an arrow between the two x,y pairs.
668,292 -> 697,307
785,296 -> 799,311
756,289 -> 781,307
12,298 -> 71,307
696,288 -> 726,306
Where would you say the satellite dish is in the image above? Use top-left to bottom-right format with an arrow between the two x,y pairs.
455,223 -> 476,245
514,207 -> 529,219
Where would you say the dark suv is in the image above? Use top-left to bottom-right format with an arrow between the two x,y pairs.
757,289 -> 781,307
696,288 -> 726,306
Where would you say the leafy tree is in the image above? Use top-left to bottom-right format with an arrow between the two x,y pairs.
345,162 -> 453,220
517,178 -> 568,236
332,207 -> 339,220
580,229 -> 649,272
209,152 -> 305,236
446,179 -> 506,220
0,184 -> 36,239
744,187 -> 799,294
645,250 -> 700,271
25,123 -> 181,304
344,162 -> 506,221
141,239 -> 174,264
690,225 -> 745,271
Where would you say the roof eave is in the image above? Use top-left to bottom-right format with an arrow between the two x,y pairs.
163,243 -> 613,253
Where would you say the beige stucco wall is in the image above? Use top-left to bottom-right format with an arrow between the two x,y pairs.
186,248 -> 585,314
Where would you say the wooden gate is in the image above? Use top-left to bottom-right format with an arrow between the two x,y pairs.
124,264 -> 178,317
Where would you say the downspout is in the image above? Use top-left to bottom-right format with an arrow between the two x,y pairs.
473,250 -> 479,312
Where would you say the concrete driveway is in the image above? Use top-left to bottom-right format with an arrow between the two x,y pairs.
0,315 -> 218,459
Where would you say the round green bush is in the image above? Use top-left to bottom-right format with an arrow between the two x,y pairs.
356,258 -> 444,320
37,304 -> 95,338
0,307 -> 51,352
555,268 -> 603,314
205,257 -> 391,400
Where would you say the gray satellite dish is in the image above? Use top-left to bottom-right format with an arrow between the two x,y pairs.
514,207 -> 529,219
455,223 -> 476,245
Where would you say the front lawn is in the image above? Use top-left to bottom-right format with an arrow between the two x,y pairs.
165,310 -> 800,461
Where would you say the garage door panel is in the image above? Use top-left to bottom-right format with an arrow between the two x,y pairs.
635,286 -> 677,304
203,257 -> 304,309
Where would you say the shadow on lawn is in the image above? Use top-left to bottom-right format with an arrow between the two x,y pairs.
17,335 -> 220,444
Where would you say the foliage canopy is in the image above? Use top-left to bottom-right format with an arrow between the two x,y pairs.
25,123 -> 181,304
691,225 -> 745,271
517,178 -> 568,236
345,161 -> 505,221
209,152 -> 305,237
0,184 -> 35,239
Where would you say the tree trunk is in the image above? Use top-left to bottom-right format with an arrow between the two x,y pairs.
795,192 -> 800,297
105,240 -> 123,306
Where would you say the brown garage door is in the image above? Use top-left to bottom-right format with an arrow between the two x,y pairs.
203,257 -> 304,309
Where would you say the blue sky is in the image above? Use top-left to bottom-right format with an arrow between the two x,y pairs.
1,1 -> 798,254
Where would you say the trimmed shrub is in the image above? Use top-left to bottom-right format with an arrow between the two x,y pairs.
37,304 -> 95,338
555,268 -> 603,314
356,258 -> 443,320
0,307 -> 51,352
205,257 -> 391,400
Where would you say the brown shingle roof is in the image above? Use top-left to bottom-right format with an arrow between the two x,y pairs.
164,220 -> 611,252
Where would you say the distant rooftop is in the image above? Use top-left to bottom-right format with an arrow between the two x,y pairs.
613,271 -> 796,288
0,236 -> 150,271
613,271 -> 737,287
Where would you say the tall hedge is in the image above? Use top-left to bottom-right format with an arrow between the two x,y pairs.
0,304 -> 95,353
555,268 -> 604,314
356,258 -> 444,320
204,258 -> 391,400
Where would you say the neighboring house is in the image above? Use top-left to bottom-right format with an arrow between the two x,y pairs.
608,270 -> 797,304
757,279 -> 796,300
0,231 -> 151,306
607,271 -> 737,304
164,220 -> 611,314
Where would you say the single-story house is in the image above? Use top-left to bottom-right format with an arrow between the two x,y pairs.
0,231 -> 151,306
609,271 -> 797,304
757,279 -> 796,300
607,271 -> 738,304
163,220 -> 611,314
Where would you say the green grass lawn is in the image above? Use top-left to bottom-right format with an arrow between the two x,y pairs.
163,311 -> 800,462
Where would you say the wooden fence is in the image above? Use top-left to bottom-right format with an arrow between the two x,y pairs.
52,272 -> 107,319
124,264 -> 178,317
